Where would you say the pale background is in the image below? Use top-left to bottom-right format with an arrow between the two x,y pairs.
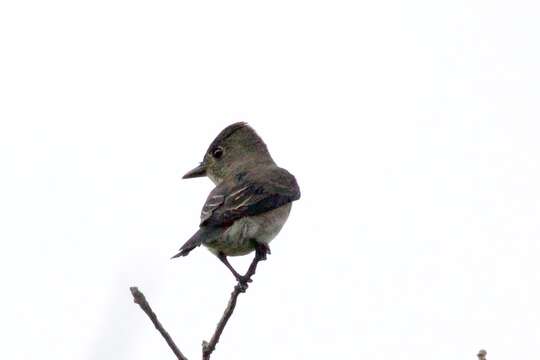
1,1 -> 539,359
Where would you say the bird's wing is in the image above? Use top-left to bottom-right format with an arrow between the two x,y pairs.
200,167 -> 300,227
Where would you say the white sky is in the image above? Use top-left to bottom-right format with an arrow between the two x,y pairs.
1,1 -> 539,359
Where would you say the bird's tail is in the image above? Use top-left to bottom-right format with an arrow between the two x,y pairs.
171,227 -> 219,259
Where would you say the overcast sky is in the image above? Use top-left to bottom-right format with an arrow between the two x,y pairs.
1,1 -> 539,359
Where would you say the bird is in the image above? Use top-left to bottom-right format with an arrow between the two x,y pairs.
172,122 -> 300,284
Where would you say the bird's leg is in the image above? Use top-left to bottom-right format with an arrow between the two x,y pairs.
241,242 -> 271,281
255,242 -> 271,261
217,252 -> 252,284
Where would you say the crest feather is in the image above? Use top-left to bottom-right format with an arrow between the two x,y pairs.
206,122 -> 250,152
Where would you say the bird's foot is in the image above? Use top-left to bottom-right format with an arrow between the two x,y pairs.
236,274 -> 253,285
235,282 -> 248,293
234,275 -> 252,292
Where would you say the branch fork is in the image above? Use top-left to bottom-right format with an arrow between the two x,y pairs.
130,253 -> 265,360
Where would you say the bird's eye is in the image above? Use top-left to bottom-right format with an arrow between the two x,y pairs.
211,147 -> 223,159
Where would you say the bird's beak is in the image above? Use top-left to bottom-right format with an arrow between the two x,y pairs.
182,162 -> 207,179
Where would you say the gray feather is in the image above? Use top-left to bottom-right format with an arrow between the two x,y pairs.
199,166 -> 300,227
171,227 -> 224,258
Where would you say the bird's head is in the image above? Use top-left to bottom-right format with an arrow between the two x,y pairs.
182,122 -> 274,184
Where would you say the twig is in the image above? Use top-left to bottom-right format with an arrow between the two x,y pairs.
131,247 -> 266,360
129,287 -> 189,360
131,269 -> 489,360
202,252 -> 265,360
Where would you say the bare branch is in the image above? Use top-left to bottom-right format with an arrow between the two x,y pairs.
131,245 -> 267,360
202,252 -> 265,360
131,258 -> 484,360
201,283 -> 244,360
129,287 -> 189,360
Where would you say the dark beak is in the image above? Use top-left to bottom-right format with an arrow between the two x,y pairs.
182,162 -> 207,179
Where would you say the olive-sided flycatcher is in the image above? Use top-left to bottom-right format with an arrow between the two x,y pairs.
172,122 -> 300,283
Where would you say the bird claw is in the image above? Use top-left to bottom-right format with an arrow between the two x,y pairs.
236,275 -> 253,284
236,282 -> 249,292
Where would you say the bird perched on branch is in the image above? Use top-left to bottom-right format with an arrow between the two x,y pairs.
172,122 -> 300,284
